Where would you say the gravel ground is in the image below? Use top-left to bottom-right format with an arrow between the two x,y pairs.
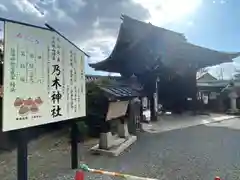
1,124 -> 240,180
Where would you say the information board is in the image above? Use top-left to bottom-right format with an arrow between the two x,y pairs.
3,21 -> 86,131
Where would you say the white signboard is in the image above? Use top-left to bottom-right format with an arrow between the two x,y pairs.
3,21 -> 86,131
106,101 -> 129,121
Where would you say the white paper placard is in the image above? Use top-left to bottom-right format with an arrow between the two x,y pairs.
2,21 -> 86,131
106,101 -> 129,121
209,92 -> 217,100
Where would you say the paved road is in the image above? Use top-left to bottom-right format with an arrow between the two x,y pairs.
54,118 -> 240,180
2,119 -> 240,180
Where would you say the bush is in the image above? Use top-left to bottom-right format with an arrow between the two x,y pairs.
84,78 -> 111,137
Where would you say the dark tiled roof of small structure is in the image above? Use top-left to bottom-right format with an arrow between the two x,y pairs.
99,85 -> 140,99
86,75 -> 144,100
86,74 -> 143,90
85,75 -> 121,82
197,80 -> 230,87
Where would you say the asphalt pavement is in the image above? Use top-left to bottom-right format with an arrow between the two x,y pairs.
1,119 -> 240,180
54,119 -> 240,180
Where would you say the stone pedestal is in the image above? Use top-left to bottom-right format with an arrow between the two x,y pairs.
117,121 -> 129,138
91,118 -> 137,156
99,132 -> 113,149
228,90 -> 239,114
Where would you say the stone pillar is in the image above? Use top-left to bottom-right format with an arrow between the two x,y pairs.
99,132 -> 113,149
117,119 -> 129,138
99,121 -> 113,149
140,98 -> 144,122
150,94 -> 157,121
228,90 -> 238,113
150,77 -> 159,121
231,98 -> 237,110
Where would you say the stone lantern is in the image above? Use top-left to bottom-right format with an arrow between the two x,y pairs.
226,82 -> 239,114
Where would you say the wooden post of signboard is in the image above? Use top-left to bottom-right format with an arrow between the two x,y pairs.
70,121 -> 78,169
17,128 -> 28,180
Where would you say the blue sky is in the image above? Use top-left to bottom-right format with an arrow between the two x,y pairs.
151,0 -> 240,79
0,0 -> 239,79
167,0 -> 240,53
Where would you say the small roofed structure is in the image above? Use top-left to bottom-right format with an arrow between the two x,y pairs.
89,83 -> 140,156
90,15 -> 240,119
197,72 -> 217,82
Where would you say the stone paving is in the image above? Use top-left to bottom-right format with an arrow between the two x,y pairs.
206,117 -> 240,130
54,120 -> 240,180
1,118 -> 240,180
142,113 -> 237,133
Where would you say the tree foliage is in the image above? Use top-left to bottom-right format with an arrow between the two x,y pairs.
86,77 -> 113,117
84,77 -> 112,137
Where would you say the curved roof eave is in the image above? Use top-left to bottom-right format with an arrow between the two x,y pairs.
89,59 -> 109,70
226,52 -> 240,59
89,15 -> 187,70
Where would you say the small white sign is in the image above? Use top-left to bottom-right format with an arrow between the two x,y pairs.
209,92 -> 216,100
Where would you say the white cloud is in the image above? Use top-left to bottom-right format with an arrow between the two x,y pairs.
79,32 -> 116,64
0,4 -> 8,11
132,0 -> 202,26
12,0 -> 45,17
51,4 -> 76,25
211,0 -> 227,4
67,0 -> 86,13
186,20 -> 194,27
92,17 -> 100,28
11,0 -> 78,25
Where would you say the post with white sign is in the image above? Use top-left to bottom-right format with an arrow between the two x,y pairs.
1,17 -> 87,180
